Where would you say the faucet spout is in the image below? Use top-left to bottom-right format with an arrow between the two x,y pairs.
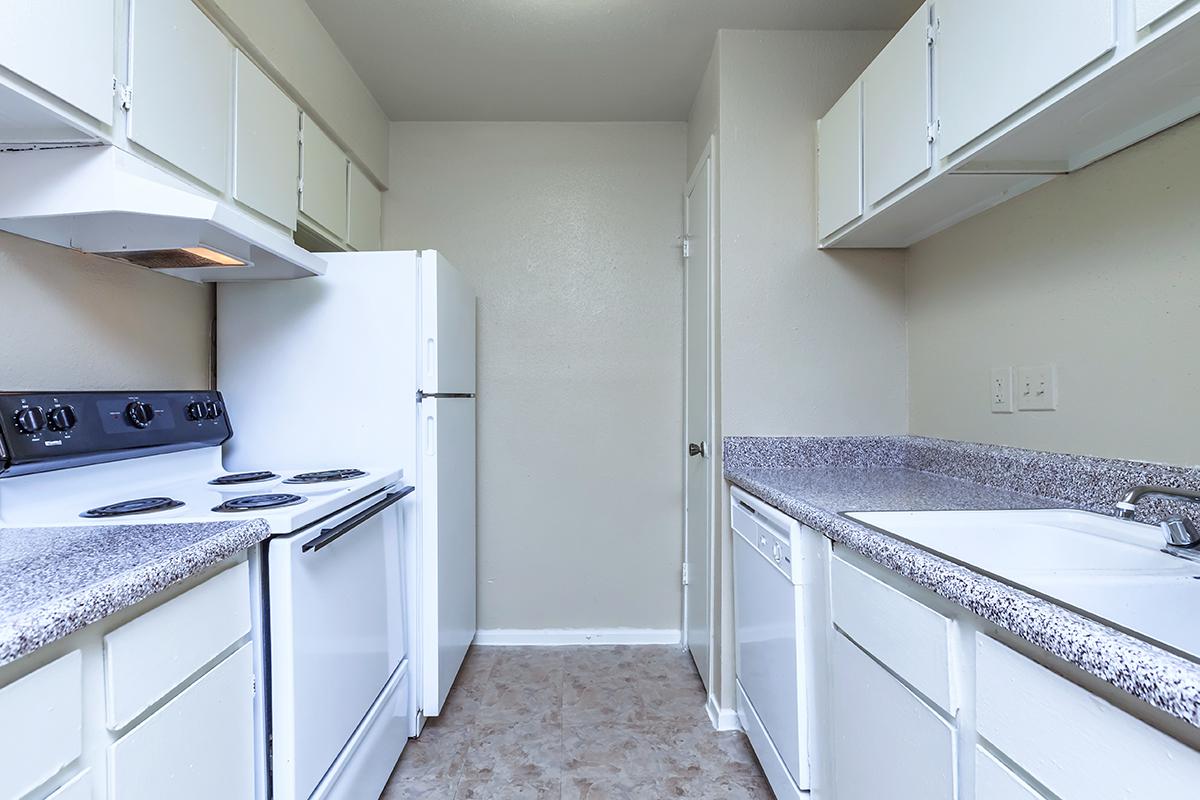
1114,485 -> 1200,547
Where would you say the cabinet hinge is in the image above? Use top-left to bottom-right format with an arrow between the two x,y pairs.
682,562 -> 689,586
927,120 -> 940,144
113,77 -> 132,112
297,177 -> 304,195
681,238 -> 691,259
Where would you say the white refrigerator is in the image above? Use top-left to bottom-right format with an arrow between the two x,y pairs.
216,250 -> 477,726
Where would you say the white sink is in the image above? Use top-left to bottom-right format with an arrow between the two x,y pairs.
846,509 -> 1200,659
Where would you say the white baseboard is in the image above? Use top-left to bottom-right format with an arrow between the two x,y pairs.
707,693 -> 741,732
473,628 -> 683,646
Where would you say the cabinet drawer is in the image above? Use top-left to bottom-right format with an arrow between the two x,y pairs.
976,747 -> 1046,800
104,560 -> 250,729
0,651 -> 83,799
976,635 -> 1200,799
108,643 -> 254,800
831,553 -> 954,712
46,769 -> 92,800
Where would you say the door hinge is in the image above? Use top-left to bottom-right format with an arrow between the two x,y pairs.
113,77 -> 132,111
682,562 -> 689,586
927,120 -> 940,144
681,238 -> 691,259
298,177 -> 304,195
926,24 -> 936,45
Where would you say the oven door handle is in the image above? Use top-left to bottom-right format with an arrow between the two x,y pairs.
301,485 -> 415,553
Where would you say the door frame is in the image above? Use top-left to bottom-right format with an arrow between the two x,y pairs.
682,135 -> 717,693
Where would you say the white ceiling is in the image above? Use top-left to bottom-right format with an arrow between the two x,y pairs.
305,0 -> 921,122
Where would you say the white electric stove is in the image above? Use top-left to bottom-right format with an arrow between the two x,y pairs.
0,390 -> 415,800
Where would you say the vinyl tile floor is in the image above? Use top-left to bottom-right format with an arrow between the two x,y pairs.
381,646 -> 774,799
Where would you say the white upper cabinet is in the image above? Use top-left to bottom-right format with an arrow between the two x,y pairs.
0,0 -> 115,125
936,0 -> 1116,158
1136,0 -> 1189,29
300,113 -> 348,240
817,81 -> 862,240
128,0 -> 232,191
862,3 -> 932,206
234,52 -> 299,229
347,162 -> 383,251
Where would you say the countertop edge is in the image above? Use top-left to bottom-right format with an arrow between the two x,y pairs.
0,518 -> 270,667
725,467 -> 1200,729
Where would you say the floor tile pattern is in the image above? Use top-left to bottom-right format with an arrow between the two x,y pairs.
382,646 -> 773,799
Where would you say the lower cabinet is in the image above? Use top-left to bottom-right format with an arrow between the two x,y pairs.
830,631 -> 956,800
108,643 -> 254,800
824,543 -> 1200,800
0,556 -> 255,800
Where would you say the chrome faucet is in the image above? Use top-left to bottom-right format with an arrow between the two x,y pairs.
1114,485 -> 1200,547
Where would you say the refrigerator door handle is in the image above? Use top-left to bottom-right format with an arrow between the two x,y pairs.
301,486 -> 415,553
416,391 -> 476,401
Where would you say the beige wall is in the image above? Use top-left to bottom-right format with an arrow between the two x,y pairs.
716,30 -> 907,437
0,233 -> 212,390
908,115 -> 1200,467
201,0 -> 390,184
385,122 -> 687,632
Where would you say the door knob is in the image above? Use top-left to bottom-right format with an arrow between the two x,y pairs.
688,441 -> 707,457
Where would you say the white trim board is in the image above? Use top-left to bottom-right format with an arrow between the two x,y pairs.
707,693 -> 741,732
473,629 -> 683,647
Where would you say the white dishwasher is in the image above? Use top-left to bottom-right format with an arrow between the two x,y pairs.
732,487 -> 813,800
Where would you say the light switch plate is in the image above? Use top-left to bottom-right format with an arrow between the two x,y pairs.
1017,364 -> 1057,411
990,367 -> 1014,413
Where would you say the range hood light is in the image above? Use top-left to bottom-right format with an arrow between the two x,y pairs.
94,246 -> 252,270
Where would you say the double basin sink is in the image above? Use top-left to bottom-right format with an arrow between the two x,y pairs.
846,509 -> 1200,661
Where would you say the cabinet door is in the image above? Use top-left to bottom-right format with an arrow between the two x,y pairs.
1136,0 -> 1189,29
817,81 -> 862,240
300,113 -> 349,240
936,0 -> 1116,157
1,0 -> 115,124
863,4 -> 931,206
347,162 -> 382,251
0,651 -> 83,799
108,643 -> 254,800
830,632 -> 955,800
128,0 -> 232,191
234,52 -> 299,229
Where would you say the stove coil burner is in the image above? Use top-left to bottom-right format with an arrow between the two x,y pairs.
209,471 -> 280,486
212,494 -> 307,513
283,469 -> 368,484
81,497 -> 185,518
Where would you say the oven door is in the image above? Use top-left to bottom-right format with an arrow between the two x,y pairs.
267,486 -> 412,800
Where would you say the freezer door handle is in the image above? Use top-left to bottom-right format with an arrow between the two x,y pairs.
416,390 -> 476,401
301,486 -> 415,553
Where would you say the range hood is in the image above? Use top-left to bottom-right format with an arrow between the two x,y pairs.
0,145 -> 325,281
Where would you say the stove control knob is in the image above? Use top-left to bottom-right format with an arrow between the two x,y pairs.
125,401 -> 155,429
204,400 -> 223,419
13,406 -> 46,434
186,401 -> 206,421
47,405 -> 78,432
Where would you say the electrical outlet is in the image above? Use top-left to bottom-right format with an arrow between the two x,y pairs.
990,367 -> 1014,413
1017,364 -> 1057,411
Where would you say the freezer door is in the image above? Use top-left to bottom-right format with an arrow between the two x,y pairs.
418,396 -> 477,715
419,250 -> 476,395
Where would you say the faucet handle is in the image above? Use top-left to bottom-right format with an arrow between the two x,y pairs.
1161,517 -> 1200,548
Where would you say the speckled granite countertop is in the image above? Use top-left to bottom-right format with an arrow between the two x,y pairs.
725,436 -> 1200,729
0,519 -> 270,666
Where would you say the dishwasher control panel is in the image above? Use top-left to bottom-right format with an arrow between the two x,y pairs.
732,491 -> 798,581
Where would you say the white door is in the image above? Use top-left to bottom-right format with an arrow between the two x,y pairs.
936,0 -> 1116,157
300,113 -> 349,240
863,3 -> 932,205
0,0 -> 115,125
128,0 -> 232,191
418,395 -> 476,715
817,82 -> 863,239
684,144 -> 713,689
830,632 -> 955,800
233,51 -> 299,229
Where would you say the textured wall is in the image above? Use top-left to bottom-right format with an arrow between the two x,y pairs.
716,30 -> 907,438
0,232 -> 212,390
908,114 -> 1200,467
385,122 -> 687,632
